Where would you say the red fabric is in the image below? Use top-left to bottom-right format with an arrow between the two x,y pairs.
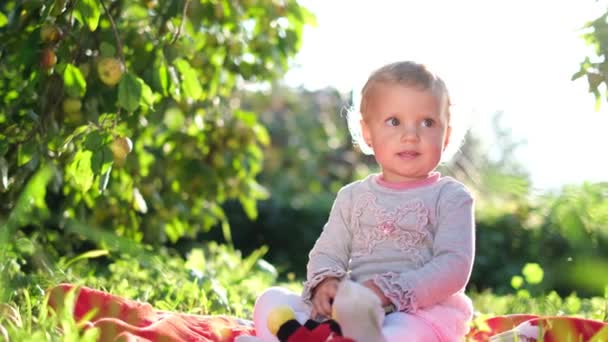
47,284 -> 254,342
467,314 -> 539,341
466,314 -> 608,342
279,322 -> 354,342
47,284 -> 607,342
528,316 -> 608,342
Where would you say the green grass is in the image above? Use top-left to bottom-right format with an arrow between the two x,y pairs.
1,244 -> 606,341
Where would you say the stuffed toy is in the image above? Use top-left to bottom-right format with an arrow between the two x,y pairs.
265,306 -> 354,342
236,280 -> 385,342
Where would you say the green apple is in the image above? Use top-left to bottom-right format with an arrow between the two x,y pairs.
62,98 -> 83,123
62,98 -> 82,114
97,57 -> 124,86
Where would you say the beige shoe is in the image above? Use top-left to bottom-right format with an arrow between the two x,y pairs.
332,280 -> 386,342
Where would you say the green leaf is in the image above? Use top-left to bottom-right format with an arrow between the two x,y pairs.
234,110 -> 257,126
83,130 -> 105,150
163,107 -> 185,131
15,237 -> 35,255
62,249 -> 109,269
0,138 -> 7,156
253,123 -> 270,146
522,263 -> 544,285
165,217 -> 187,243
4,165 -> 55,232
565,294 -> 582,313
185,248 -> 206,272
99,42 -> 116,58
239,194 -> 258,220
63,64 -> 87,98
118,72 -> 142,112
139,79 -> 154,109
249,180 -> 270,200
174,58 -> 203,100
0,12 -> 8,28
91,145 -> 113,174
571,68 -> 586,81
17,140 -> 37,166
510,275 -> 524,289
123,3 -> 148,20
256,259 -> 278,278
153,52 -> 169,95
64,218 -> 147,256
74,0 -> 101,31
66,150 -> 95,192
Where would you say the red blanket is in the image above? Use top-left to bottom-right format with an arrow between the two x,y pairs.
466,313 -> 608,341
47,284 -> 607,342
47,284 -> 255,341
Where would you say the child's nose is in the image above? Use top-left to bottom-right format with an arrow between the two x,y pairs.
400,125 -> 419,142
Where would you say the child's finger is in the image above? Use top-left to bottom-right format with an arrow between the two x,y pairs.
313,299 -> 324,318
327,286 -> 337,299
320,296 -> 332,316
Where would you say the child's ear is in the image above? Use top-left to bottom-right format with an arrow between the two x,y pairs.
360,119 -> 372,148
443,125 -> 452,151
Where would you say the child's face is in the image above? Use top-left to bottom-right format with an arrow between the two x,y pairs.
361,83 -> 451,183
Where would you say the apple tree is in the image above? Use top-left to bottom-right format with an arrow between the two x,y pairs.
0,0 -> 313,259
573,9 -> 608,109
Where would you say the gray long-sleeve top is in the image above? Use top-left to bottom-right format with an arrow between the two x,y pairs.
302,172 -> 475,313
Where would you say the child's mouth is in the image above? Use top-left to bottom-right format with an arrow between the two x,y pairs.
397,151 -> 420,159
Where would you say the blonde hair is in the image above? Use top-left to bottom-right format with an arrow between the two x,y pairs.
347,61 -> 459,159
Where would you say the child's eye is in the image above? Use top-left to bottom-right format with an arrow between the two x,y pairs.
421,118 -> 435,127
385,117 -> 400,126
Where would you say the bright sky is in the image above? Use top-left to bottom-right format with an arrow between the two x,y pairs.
285,0 -> 608,191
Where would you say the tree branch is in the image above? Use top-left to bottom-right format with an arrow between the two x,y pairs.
170,0 -> 191,45
99,0 -> 125,63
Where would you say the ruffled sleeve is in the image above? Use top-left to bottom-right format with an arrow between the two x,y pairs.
373,272 -> 417,312
301,267 -> 348,304
301,185 -> 354,304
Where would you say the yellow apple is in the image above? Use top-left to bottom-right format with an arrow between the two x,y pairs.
144,0 -> 157,9
40,23 -> 62,43
97,57 -> 124,86
110,136 -> 133,166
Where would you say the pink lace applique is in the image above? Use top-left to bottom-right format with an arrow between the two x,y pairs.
373,272 -> 418,312
302,266 -> 347,303
351,192 -> 430,257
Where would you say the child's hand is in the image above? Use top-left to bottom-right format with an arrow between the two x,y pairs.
311,277 -> 339,319
362,279 -> 391,307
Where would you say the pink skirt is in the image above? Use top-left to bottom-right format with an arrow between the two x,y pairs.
253,287 -> 472,342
